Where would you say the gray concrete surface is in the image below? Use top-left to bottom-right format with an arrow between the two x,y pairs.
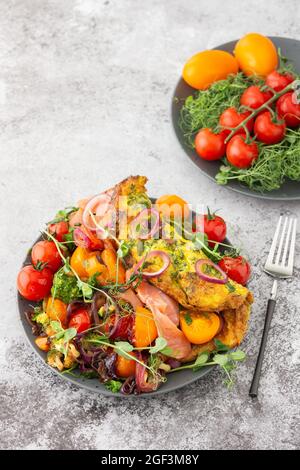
0,0 -> 299,450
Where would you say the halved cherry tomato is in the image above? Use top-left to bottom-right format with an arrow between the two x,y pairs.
17,265 -> 53,301
182,50 -> 238,90
31,240 -> 62,272
156,194 -> 190,219
115,352 -> 136,378
134,306 -> 158,348
46,297 -> 68,324
240,86 -> 273,110
265,70 -> 294,92
195,128 -> 226,161
35,336 -> 50,352
254,111 -> 286,144
180,311 -> 221,344
70,246 -> 91,279
219,107 -> 254,136
84,252 -> 109,285
226,135 -> 259,169
69,307 -> 91,333
218,256 -> 251,285
101,248 -> 125,284
276,92 -> 300,128
48,221 -> 69,242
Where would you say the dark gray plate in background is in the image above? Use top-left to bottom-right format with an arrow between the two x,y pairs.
172,37 -> 300,200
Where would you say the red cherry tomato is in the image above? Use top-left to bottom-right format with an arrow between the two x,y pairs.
195,128 -> 226,161
69,308 -> 91,333
218,256 -> 251,285
17,265 -> 53,301
48,221 -> 69,242
226,135 -> 259,169
265,70 -> 294,92
219,107 -> 254,136
31,240 -> 62,272
194,210 -> 227,246
240,86 -> 273,110
254,111 -> 286,144
276,92 -> 300,128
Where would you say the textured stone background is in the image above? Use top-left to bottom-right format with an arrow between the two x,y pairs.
0,0 -> 299,450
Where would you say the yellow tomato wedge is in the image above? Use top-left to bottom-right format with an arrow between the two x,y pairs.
182,50 -> 238,90
180,311 -> 221,345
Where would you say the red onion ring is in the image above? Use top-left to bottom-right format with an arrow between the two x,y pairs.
135,352 -> 159,393
134,250 -> 170,278
73,228 -> 92,249
195,259 -> 228,284
82,193 -> 112,232
130,208 -> 160,239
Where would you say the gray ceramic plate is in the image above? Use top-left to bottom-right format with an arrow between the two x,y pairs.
19,204 -> 231,397
172,37 -> 300,200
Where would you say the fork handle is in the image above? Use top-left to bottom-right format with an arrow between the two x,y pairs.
249,298 -> 276,398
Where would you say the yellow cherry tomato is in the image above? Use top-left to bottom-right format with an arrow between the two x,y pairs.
134,306 -> 158,348
70,246 -> 91,279
234,33 -> 278,77
180,311 -> 220,345
35,336 -> 50,352
46,297 -> 68,325
84,252 -> 109,285
156,194 -> 190,220
182,50 -> 239,90
115,353 -> 136,378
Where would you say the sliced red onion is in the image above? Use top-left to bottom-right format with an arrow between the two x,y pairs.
73,228 -> 92,249
134,250 -> 170,278
135,352 -> 159,393
82,193 -> 112,232
130,208 -> 160,239
195,259 -> 228,284
121,376 -> 136,395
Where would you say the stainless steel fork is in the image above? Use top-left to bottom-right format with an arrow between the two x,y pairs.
249,215 -> 297,398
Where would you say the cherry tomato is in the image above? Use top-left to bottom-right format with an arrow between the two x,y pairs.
79,225 -> 104,250
70,246 -> 91,279
265,70 -> 294,92
234,33 -> 278,77
276,92 -> 300,128
194,210 -> 227,246
219,107 -> 254,136
48,221 -> 69,242
31,240 -> 62,272
240,86 -> 273,110
69,308 -> 91,333
254,111 -> 286,144
195,128 -> 226,161
218,256 -> 251,285
156,194 -> 190,219
17,265 -> 53,301
46,297 -> 68,324
226,135 -> 259,169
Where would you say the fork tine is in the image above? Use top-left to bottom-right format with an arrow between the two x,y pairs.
287,219 -> 297,270
281,218 -> 293,266
266,216 -> 282,266
275,216 -> 288,265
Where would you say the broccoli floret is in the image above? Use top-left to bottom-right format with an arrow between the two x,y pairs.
35,313 -> 49,326
51,270 -> 82,304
